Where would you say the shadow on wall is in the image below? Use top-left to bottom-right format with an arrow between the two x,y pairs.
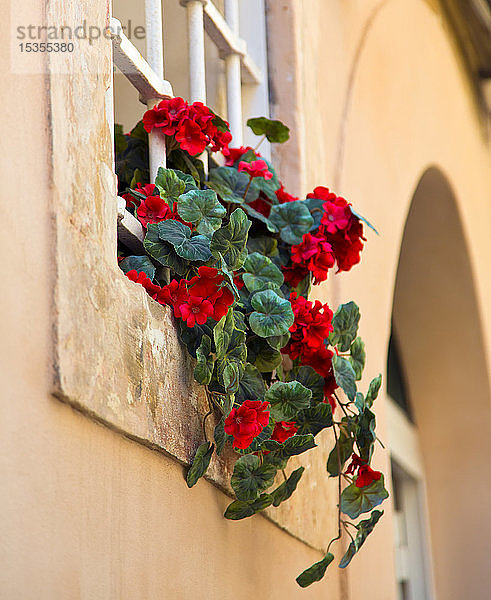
391,166 -> 491,600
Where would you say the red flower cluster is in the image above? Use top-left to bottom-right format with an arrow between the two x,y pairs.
275,184 -> 298,204
346,454 -> 382,488
308,186 -> 366,273
238,159 -> 273,180
223,145 -> 253,166
282,292 -> 334,377
125,269 -> 162,299
272,421 -> 298,443
122,183 -> 158,209
158,266 -> 234,327
122,182 -> 191,229
291,232 -> 335,284
224,400 -> 270,449
143,97 -> 231,156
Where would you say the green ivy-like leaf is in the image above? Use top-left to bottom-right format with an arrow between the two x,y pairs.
157,220 -> 212,262
210,208 -> 251,270
340,476 -> 389,519
155,166 -> 186,205
177,189 -> 226,235
208,166 -> 258,204
214,418 -> 227,455
365,374 -> 382,408
186,442 -> 214,487
144,224 -> 188,275
174,169 -> 198,193
271,466 -> 304,507
291,366 -> 325,403
247,236 -> 279,259
213,310 -> 247,396
266,333 -> 290,351
246,116 -> 290,143
332,355 -> 357,401
223,493 -> 274,520
242,252 -> 284,293
119,255 -> 156,280
194,334 -> 214,385
296,403 -> 333,436
231,455 -> 277,501
329,301 -> 361,351
269,202 -> 314,245
326,430 -> 354,476
249,290 -> 294,338
339,510 -> 384,568
296,552 -> 334,588
356,408 -> 377,462
349,337 -> 366,380
248,337 -> 282,373
262,434 -> 317,459
264,381 -> 312,421
235,363 -> 266,405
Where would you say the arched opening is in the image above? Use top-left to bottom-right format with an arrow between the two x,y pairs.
389,167 -> 491,600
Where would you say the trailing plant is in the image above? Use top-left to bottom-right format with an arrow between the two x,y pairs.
115,97 -> 388,587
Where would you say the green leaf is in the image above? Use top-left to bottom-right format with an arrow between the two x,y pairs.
365,374 -> 382,408
235,363 -> 266,405
155,166 -> 186,205
210,208 -> 251,270
186,442 -> 214,487
194,334 -> 214,385
350,207 -> 379,235
177,189 -> 226,236
339,510 -> 384,568
144,224 -> 188,275
332,355 -> 357,401
327,430 -> 354,476
269,201 -> 314,245
356,408 -> 377,462
349,337 -> 366,380
329,301 -> 361,352
301,197 -> 325,231
247,236 -> 279,259
249,290 -> 294,338
296,553 -> 334,588
248,337 -> 282,373
231,455 -> 277,501
119,255 -> 156,280
354,392 -> 366,413
157,220 -> 212,262
213,310 -> 247,395
295,403 -> 333,436
178,319 -> 215,358
264,381 -> 312,420
207,166 -> 258,204
242,252 -> 284,293
173,169 -> 198,193
223,493 -> 274,520
291,366 -> 325,403
242,204 -> 278,232
271,466 -> 304,506
246,116 -> 290,143
340,476 -> 389,519
214,418 -> 227,455
263,434 -> 316,458
266,333 -> 290,351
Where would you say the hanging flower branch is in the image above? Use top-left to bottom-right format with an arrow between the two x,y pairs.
115,98 -> 388,588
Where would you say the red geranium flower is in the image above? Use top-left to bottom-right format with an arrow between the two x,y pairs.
156,279 -> 189,318
125,269 -> 161,299
175,119 -> 208,156
136,195 -> 172,227
291,233 -> 335,284
188,266 -> 235,321
224,400 -> 270,449
223,145 -> 253,166
238,159 -> 273,180
321,196 -> 351,234
275,184 -> 298,204
282,265 -> 309,288
272,421 -> 298,443
302,345 -> 334,378
346,453 -> 382,488
306,186 -> 338,202
122,183 -> 159,209
142,97 -> 187,135
178,296 -> 214,327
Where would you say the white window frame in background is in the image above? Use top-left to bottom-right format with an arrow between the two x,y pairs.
110,0 -> 269,253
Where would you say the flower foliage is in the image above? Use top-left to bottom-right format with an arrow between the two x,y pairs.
115,99 -> 387,588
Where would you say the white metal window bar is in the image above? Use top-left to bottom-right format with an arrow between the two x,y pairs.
111,0 -> 264,252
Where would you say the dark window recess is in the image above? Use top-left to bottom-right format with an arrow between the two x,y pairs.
387,331 -> 413,421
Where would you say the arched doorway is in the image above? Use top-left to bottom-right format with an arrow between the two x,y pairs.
388,167 -> 491,600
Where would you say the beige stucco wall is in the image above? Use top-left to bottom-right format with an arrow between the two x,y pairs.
1,1 -> 490,600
